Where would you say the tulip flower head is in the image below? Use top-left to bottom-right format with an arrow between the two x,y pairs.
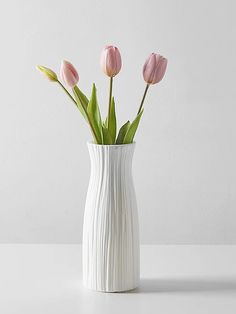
100,45 -> 122,77
143,53 -> 167,85
36,65 -> 58,82
60,60 -> 79,88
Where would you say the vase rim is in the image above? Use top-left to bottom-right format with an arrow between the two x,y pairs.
87,141 -> 136,147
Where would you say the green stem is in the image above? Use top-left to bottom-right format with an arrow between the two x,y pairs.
57,80 -> 77,105
108,76 -> 113,129
137,84 -> 150,114
57,81 -> 100,144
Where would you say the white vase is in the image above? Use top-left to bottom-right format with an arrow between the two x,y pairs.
82,142 -> 140,292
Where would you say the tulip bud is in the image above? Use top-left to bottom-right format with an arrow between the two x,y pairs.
100,45 -> 122,77
36,65 -> 58,82
143,53 -> 167,85
60,60 -> 79,88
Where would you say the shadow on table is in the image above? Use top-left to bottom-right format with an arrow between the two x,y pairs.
129,277 -> 236,294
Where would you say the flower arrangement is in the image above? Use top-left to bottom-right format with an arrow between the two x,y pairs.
37,46 -> 167,145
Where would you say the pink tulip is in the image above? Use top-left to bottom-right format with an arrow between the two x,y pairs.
60,60 -> 79,88
100,45 -> 122,77
143,53 -> 167,84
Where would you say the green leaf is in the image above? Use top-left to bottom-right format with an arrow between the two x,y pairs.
73,85 -> 89,109
116,120 -> 130,144
123,109 -> 144,144
102,126 -> 113,145
87,83 -> 103,144
72,86 -> 89,122
104,116 -> 108,128
108,97 -> 116,144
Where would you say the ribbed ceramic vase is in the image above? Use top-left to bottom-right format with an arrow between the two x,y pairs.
82,142 -> 140,292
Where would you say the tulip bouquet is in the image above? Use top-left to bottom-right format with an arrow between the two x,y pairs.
37,46 -> 167,145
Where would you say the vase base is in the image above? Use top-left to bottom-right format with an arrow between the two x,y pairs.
83,282 -> 139,293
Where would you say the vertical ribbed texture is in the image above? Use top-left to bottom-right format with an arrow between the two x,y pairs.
83,143 -> 140,292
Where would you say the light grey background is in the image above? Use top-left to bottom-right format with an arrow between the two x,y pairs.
0,0 -> 235,244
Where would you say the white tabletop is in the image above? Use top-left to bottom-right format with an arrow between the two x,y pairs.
0,244 -> 236,314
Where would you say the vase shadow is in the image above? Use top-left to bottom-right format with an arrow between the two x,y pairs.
128,277 -> 236,294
